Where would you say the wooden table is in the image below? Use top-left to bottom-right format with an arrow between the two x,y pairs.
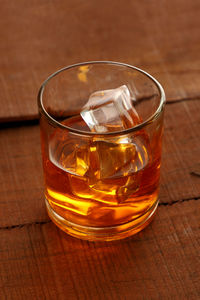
1,1 -> 200,299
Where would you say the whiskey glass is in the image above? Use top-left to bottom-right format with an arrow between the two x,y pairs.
38,61 -> 165,241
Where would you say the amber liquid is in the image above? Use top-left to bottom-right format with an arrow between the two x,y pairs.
42,115 -> 161,233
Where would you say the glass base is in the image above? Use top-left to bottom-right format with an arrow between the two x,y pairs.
45,199 -> 158,241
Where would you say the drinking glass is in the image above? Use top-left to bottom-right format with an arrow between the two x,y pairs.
38,61 -> 165,241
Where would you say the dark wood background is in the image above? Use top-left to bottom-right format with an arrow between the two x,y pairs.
0,1 -> 200,299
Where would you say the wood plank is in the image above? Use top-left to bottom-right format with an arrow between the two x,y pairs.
0,124 -> 47,227
160,99 -> 200,203
0,200 -> 199,299
1,0 -> 200,121
0,100 -> 199,227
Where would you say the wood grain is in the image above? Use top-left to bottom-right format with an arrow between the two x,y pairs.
0,200 -> 199,300
1,0 -> 200,121
0,124 -> 47,227
0,100 -> 199,228
1,2 -> 200,297
161,99 -> 200,203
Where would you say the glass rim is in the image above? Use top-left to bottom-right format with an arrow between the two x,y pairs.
38,61 -> 166,137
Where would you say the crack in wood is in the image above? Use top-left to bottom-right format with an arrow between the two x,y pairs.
166,96 -> 200,104
0,119 -> 39,129
0,220 -> 51,230
0,197 -> 199,231
190,171 -> 200,177
159,196 -> 200,206
1,96 -> 200,129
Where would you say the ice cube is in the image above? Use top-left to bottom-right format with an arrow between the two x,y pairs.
49,84 -> 150,205
50,131 -> 149,183
81,85 -> 140,133
90,173 -> 141,206
60,144 -> 89,176
116,174 -> 141,203
53,85 -> 142,178
53,136 -> 137,180
69,175 -> 119,204
87,139 -> 136,179
49,132 -> 91,177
